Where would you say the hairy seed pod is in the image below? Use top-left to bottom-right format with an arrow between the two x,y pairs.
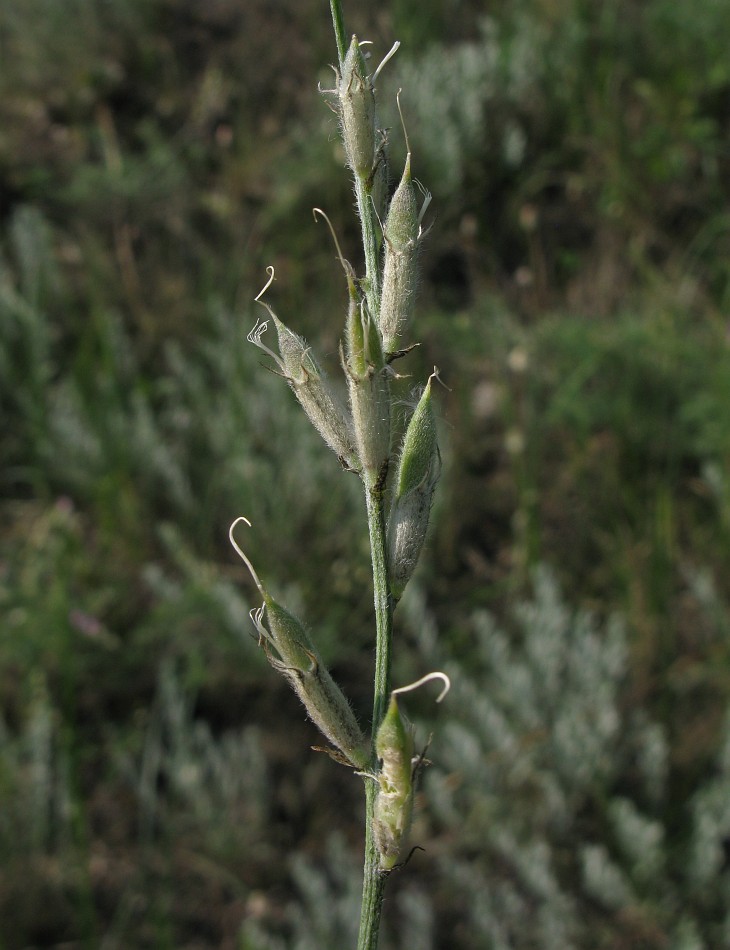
373,693 -> 415,870
387,373 -> 440,599
255,596 -> 369,769
373,673 -> 450,870
230,519 -> 369,769
379,155 -> 420,353
339,35 -> 376,179
344,286 -> 390,488
249,311 -> 359,471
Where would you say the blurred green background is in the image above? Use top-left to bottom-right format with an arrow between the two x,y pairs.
2,0 -> 730,947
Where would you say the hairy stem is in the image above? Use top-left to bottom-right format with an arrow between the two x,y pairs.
329,0 -> 347,66
358,484 -> 393,950
358,778 -> 388,950
330,2 -> 392,946
330,0 -> 381,316
355,176 -> 382,320
365,484 -> 393,734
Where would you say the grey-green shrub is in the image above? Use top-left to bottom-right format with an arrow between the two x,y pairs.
408,569 -> 730,949
246,569 -> 730,948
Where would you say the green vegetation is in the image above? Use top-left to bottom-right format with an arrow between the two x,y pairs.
1,0 -> 730,947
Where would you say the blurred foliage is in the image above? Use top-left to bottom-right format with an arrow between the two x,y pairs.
1,0 -> 730,947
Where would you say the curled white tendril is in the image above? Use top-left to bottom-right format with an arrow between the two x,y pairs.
313,207 -> 353,281
229,516 -> 266,597
392,671 -> 451,704
247,268 -> 288,370
429,366 -> 451,392
254,265 -> 275,302
371,40 -> 400,86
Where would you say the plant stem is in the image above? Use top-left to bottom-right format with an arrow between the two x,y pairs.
358,779 -> 388,950
355,176 -> 382,321
329,0 -> 381,318
358,484 -> 393,950
329,0 -> 347,66
329,3 -> 392,946
365,484 -> 393,734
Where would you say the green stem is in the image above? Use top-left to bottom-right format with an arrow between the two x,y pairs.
358,484 -> 393,950
330,0 -> 381,317
329,0 -> 347,66
365,484 -> 393,732
355,176 -> 382,321
329,4 -> 392,947
358,778 -> 388,950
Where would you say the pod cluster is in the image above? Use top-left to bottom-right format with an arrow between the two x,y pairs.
239,33 -> 445,872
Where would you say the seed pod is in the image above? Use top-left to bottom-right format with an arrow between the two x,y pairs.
373,693 -> 415,870
387,372 -> 440,600
230,519 -> 368,769
249,302 -> 359,471
339,35 -> 376,180
379,154 -> 422,353
344,283 -> 391,488
373,673 -> 450,870
394,372 -> 438,496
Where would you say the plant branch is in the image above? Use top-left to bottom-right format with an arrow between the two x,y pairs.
330,3 -> 394,946
357,778 -> 388,950
358,483 -> 393,950
329,0 -> 347,66
365,484 -> 393,734
355,176 -> 381,320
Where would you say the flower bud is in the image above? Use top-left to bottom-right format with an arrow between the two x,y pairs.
387,373 -> 440,599
249,306 -> 359,471
229,519 -> 368,768
339,35 -> 376,180
344,285 -> 391,488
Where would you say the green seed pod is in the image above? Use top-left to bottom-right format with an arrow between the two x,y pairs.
230,518 -> 368,769
373,693 -> 415,870
385,155 -> 419,252
387,373 -> 441,600
345,278 -> 386,376
394,372 -> 438,496
379,155 -> 421,354
373,673 -> 450,870
344,285 -> 390,488
249,300 -> 359,471
339,35 -> 376,180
